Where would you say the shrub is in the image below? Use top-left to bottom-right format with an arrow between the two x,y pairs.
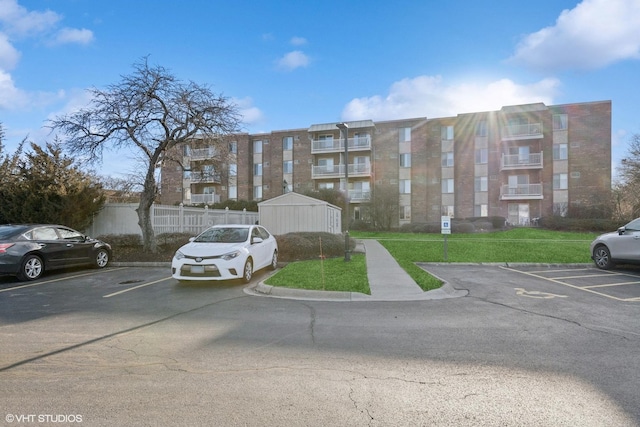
452,221 -> 475,233
96,234 -> 141,247
276,232 -> 353,262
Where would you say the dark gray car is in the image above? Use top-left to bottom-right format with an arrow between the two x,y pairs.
0,224 -> 112,281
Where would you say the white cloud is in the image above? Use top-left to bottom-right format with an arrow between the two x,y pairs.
50,27 -> 94,46
276,50 -> 310,71
233,96 -> 265,125
290,36 -> 307,46
342,75 -> 560,121
0,68 -> 27,109
509,0 -> 640,71
0,32 -> 20,70
0,0 -> 61,37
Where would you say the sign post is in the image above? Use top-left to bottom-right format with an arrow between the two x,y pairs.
441,216 -> 451,261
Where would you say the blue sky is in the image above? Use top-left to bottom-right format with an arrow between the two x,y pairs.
1,0 -> 639,180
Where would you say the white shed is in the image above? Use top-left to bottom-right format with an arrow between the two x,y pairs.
258,192 -> 342,235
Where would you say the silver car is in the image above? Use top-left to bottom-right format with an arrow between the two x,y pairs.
590,217 -> 640,269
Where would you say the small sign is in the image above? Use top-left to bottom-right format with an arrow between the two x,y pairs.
441,216 -> 451,235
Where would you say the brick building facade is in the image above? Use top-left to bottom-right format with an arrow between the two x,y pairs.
160,100 -> 612,227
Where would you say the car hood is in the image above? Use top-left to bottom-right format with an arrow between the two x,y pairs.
593,231 -> 618,242
178,241 -> 246,257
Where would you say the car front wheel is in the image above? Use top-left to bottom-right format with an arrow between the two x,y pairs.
94,249 -> 110,268
269,250 -> 278,270
593,245 -> 614,270
18,254 -> 44,281
242,258 -> 253,283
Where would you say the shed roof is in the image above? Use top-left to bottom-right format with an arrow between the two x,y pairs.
258,192 -> 341,210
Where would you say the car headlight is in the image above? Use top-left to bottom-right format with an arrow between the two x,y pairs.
221,250 -> 240,261
174,250 -> 185,260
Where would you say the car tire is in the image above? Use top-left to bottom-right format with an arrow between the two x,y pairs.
94,249 -> 110,268
242,258 -> 253,283
269,250 -> 278,270
17,254 -> 44,281
593,245 -> 614,270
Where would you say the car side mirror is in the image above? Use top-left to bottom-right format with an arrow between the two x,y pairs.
618,226 -> 626,235
189,237 -> 196,242
252,237 -> 263,244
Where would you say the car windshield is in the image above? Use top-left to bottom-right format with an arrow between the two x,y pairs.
195,227 -> 249,243
624,218 -> 640,231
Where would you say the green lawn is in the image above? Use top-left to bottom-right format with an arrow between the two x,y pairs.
265,228 -> 599,293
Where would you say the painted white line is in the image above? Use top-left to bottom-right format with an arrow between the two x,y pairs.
548,273 -> 625,280
0,267 -> 129,293
499,266 -> 634,301
103,276 -> 174,298
582,281 -> 640,289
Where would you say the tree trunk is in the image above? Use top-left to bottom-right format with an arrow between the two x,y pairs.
137,166 -> 158,253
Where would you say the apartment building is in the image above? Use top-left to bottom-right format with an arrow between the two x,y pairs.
160,100 -> 611,227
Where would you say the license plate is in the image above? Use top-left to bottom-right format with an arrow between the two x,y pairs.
190,265 -> 205,274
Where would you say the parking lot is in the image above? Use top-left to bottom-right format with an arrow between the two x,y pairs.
501,265 -> 640,301
1,264 -> 640,425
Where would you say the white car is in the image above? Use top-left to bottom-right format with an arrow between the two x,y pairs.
171,224 -> 278,283
590,217 -> 640,270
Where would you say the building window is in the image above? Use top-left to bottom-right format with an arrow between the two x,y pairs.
553,143 -> 568,160
441,125 -> 454,141
318,182 -> 334,189
399,127 -> 411,143
183,145 -> 191,157
253,163 -> 262,176
441,152 -> 454,167
399,179 -> 411,194
229,141 -> 237,154
553,114 -> 568,130
400,206 -> 411,220
400,153 -> 411,168
474,204 -> 488,217
442,205 -> 455,217
553,173 -> 568,190
476,120 -> 488,137
283,160 -> 293,174
229,163 -> 237,176
475,148 -> 488,164
253,185 -> 262,199
442,178 -> 454,193
283,136 -> 293,151
553,202 -> 568,217
253,140 -> 262,154
228,185 -> 237,199
474,176 -> 488,192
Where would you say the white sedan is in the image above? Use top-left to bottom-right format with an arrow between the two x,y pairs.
171,224 -> 278,283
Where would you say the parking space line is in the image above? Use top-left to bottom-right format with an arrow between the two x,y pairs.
0,267 -> 129,293
582,281 -> 640,289
102,276 -> 174,298
499,266 -> 633,301
548,272 -> 623,280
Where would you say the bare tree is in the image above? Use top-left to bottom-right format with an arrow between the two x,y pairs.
50,58 -> 241,252
618,133 -> 640,218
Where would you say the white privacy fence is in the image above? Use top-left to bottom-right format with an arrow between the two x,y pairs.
86,203 -> 259,237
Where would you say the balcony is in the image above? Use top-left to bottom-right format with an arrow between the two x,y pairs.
311,135 -> 371,153
187,147 -> 218,160
187,171 -> 222,184
501,123 -> 543,141
312,163 -> 371,179
348,190 -> 371,202
500,184 -> 543,200
189,193 -> 221,204
501,152 -> 543,170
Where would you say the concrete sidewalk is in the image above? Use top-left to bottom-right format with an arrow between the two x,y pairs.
248,239 -> 465,301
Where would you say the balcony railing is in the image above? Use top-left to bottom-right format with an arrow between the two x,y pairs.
348,190 -> 371,202
187,171 -> 222,183
311,136 -> 371,153
190,193 -> 221,204
501,123 -> 543,140
501,152 -> 543,170
312,163 -> 371,179
187,147 -> 218,160
500,184 -> 543,200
